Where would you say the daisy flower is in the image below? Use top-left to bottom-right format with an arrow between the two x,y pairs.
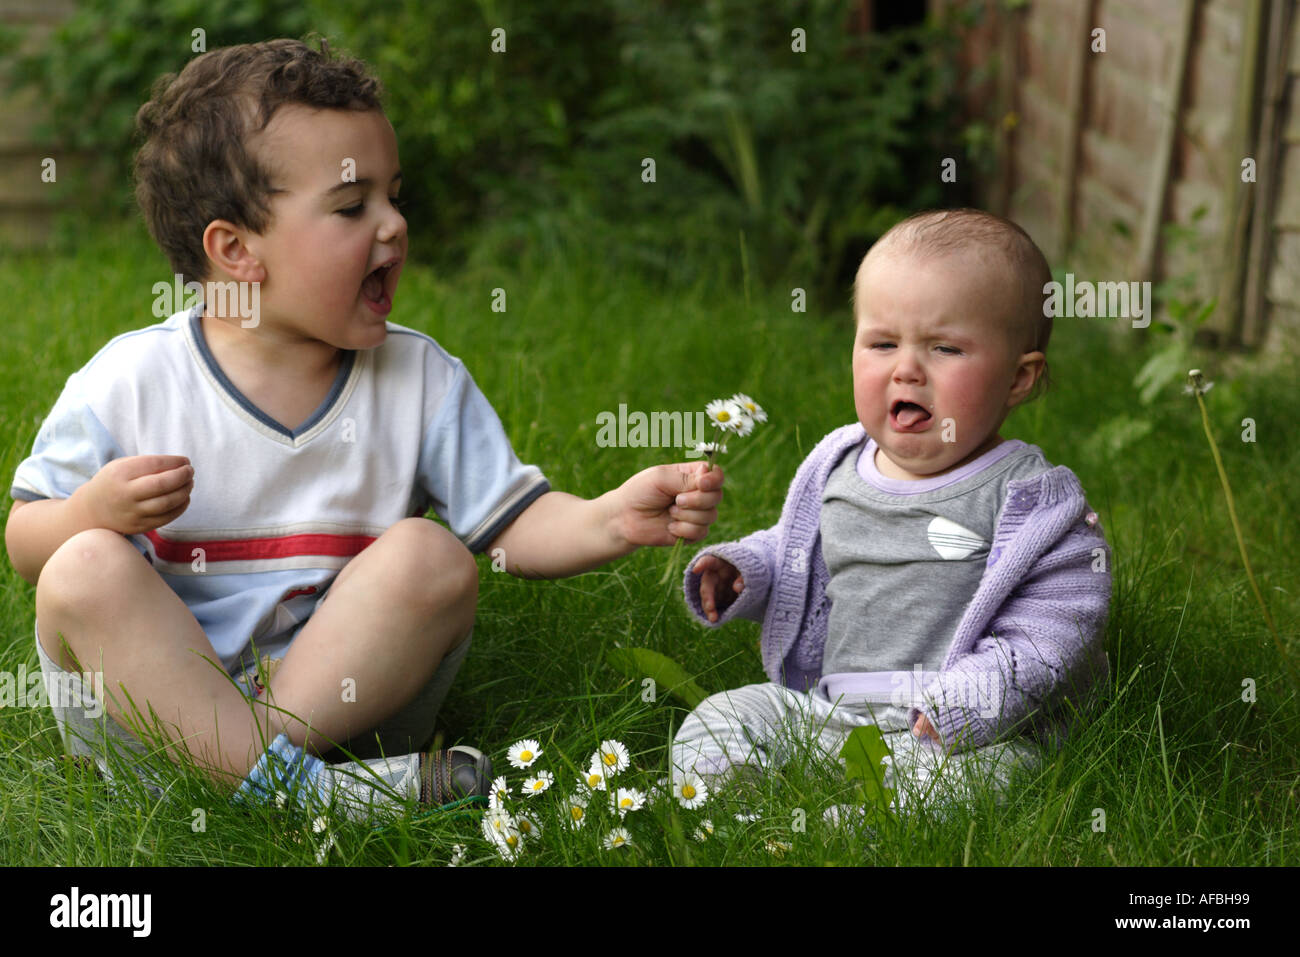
521,770 -> 554,797
312,815 -> 329,834
488,775 -> 511,810
731,393 -> 767,424
481,808 -> 523,861
447,843 -> 467,867
705,398 -> 746,433
579,767 -> 609,792
274,790 -> 288,810
692,819 -> 714,843
764,839 -> 792,857
507,738 -> 542,769
610,787 -> 646,817
593,739 -> 630,776
314,832 -> 336,865
729,412 -> 755,438
603,827 -> 633,851
564,793 -> 589,830
674,772 -> 708,810
514,813 -> 542,840
693,440 -> 727,456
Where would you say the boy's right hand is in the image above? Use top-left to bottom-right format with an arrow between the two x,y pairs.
73,455 -> 194,535
693,554 -> 744,623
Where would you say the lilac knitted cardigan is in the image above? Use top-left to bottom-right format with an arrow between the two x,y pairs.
683,424 -> 1112,753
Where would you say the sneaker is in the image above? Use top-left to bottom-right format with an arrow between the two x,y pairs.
420,745 -> 493,809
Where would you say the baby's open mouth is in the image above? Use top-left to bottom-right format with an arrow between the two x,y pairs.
891,400 -> 932,429
362,264 -> 394,303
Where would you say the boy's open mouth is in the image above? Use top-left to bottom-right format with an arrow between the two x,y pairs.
362,263 -> 394,305
890,399 -> 932,431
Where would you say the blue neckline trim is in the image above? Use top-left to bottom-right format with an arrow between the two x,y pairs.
187,306 -> 356,440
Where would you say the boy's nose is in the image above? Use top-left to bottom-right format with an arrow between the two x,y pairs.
379,203 -> 407,245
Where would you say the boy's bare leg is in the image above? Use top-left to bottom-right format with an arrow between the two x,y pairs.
265,517 -> 477,754
35,518 -> 475,789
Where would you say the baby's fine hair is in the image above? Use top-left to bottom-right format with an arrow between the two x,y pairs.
858,208 -> 1054,396
134,38 -> 384,284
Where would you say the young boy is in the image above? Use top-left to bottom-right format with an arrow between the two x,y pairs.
672,209 -> 1110,812
4,39 -> 723,819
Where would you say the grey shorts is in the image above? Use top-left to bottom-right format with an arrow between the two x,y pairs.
34,620 -> 471,785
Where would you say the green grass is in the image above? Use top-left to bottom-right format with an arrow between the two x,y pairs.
1,218 -> 1296,866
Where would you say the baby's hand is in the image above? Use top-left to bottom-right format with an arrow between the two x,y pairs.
73,455 -> 194,535
693,554 -> 744,623
912,713 -> 941,744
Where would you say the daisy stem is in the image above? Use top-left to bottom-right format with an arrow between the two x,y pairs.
659,536 -> 685,586
739,229 -> 752,314
1193,388 -> 1297,689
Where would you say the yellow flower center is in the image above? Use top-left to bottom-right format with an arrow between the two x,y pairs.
681,785 -> 696,800
506,834 -> 518,847
519,820 -> 532,833
532,780 -> 544,790
587,774 -> 600,786
519,749 -> 532,762
620,798 -> 632,809
603,752 -> 618,767
571,806 -> 584,820
717,410 -> 731,422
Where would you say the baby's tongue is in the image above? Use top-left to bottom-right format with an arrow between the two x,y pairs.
362,269 -> 383,301
895,402 -> 929,427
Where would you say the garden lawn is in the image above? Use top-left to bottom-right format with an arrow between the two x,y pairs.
0,220 -> 1295,866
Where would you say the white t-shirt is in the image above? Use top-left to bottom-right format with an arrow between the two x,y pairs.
11,305 -> 549,671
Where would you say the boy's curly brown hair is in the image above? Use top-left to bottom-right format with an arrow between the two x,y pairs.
134,38 -> 383,284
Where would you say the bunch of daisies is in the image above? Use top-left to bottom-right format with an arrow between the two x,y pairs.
696,393 -> 767,469
472,737 -> 716,862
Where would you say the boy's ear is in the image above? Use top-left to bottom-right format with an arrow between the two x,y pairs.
201,220 -> 266,284
1007,350 -> 1046,408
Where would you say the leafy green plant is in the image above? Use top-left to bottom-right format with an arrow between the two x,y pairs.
840,724 -> 895,825
4,0 -> 313,214
1133,206 -> 1218,405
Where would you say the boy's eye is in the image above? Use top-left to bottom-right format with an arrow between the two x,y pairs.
870,342 -> 895,350
936,345 -> 962,355
390,196 -> 405,209
338,204 -> 363,218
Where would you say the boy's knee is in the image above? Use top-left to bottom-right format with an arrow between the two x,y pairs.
384,518 -> 478,614
37,529 -> 146,613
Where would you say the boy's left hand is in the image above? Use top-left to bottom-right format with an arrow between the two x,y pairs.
613,462 -> 724,547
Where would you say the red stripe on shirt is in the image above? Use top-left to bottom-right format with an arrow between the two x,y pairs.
145,530 -> 376,563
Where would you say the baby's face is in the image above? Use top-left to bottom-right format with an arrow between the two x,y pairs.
237,105 -> 408,351
852,248 -> 1040,480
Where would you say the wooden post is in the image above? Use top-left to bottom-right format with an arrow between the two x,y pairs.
991,1 -> 1022,218
1243,0 -> 1295,348
1136,0 -> 1198,283
1217,0 -> 1266,346
1056,0 -> 1096,261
